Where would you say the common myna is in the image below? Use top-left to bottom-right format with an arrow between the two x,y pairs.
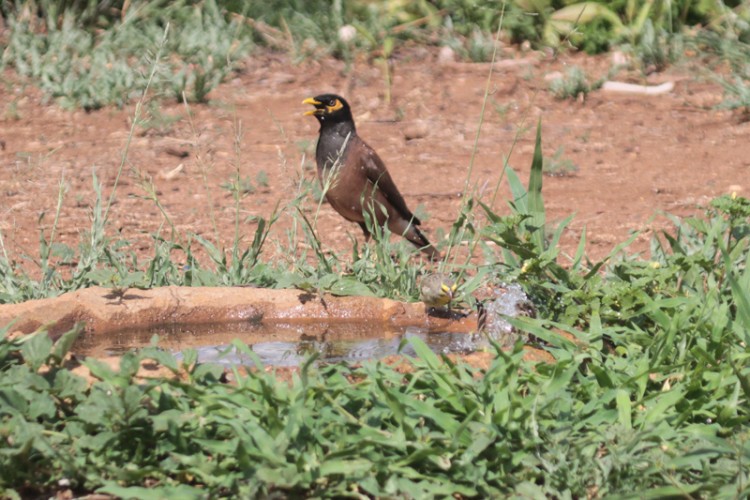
303,93 -> 439,259
419,272 -> 457,310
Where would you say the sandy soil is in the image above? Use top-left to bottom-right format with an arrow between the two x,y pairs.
1,48 -> 747,277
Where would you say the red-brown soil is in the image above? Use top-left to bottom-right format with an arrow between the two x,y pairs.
1,48 -> 747,277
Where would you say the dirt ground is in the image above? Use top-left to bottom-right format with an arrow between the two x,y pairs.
1,48 -> 747,276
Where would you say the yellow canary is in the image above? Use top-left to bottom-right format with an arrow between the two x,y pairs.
419,273 -> 457,309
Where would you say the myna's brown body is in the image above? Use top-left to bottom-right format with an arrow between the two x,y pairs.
304,94 -> 439,259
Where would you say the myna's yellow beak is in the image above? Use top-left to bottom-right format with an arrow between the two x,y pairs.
303,97 -> 322,116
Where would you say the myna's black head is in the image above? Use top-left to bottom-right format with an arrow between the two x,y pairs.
303,94 -> 354,127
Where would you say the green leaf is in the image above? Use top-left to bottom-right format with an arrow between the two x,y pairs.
50,325 -> 83,363
407,335 -> 442,370
616,389 -> 632,429
82,357 -> 118,382
98,484 -> 208,500
327,276 -> 375,297
319,458 -> 374,476
527,119 -> 545,251
727,252 -> 750,332
638,388 -> 685,426
0,388 -> 27,414
20,332 -> 53,371
504,165 -> 528,214
504,316 -> 578,350
139,346 -> 180,373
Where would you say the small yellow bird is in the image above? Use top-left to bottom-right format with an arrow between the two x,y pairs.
419,273 -> 458,310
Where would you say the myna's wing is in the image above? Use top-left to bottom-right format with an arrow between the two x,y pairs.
356,139 -> 422,225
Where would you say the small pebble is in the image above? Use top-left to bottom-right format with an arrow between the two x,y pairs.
611,50 -> 629,67
438,46 -> 455,65
159,164 -> 184,181
338,25 -> 356,43
403,121 -> 429,141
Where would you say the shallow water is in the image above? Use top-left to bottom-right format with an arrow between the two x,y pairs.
72,284 -> 532,366
181,328 -> 485,367
73,321 -> 485,367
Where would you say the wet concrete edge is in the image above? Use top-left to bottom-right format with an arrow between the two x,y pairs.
0,286 -> 479,340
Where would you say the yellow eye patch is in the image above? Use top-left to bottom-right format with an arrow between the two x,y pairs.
326,99 -> 343,113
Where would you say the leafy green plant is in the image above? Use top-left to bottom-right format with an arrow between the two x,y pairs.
4,0 -> 750,108
716,74 -> 750,118
694,31 -> 750,117
543,146 -> 579,176
256,170 -> 270,188
2,107 -> 750,496
541,1 -> 668,53
631,18 -> 681,72
220,175 -> 257,195
0,0 -> 123,29
135,101 -> 183,136
548,66 -> 594,100
444,18 -> 505,62
2,0 -> 253,109
3,99 -> 21,121
3,228 -> 750,498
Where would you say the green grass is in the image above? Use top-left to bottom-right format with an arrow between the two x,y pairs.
548,66 -> 604,101
1,0 -> 254,109
2,2 -> 750,496
543,146 -> 579,177
2,1 -> 750,110
2,188 -> 750,496
1,120 -> 750,496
